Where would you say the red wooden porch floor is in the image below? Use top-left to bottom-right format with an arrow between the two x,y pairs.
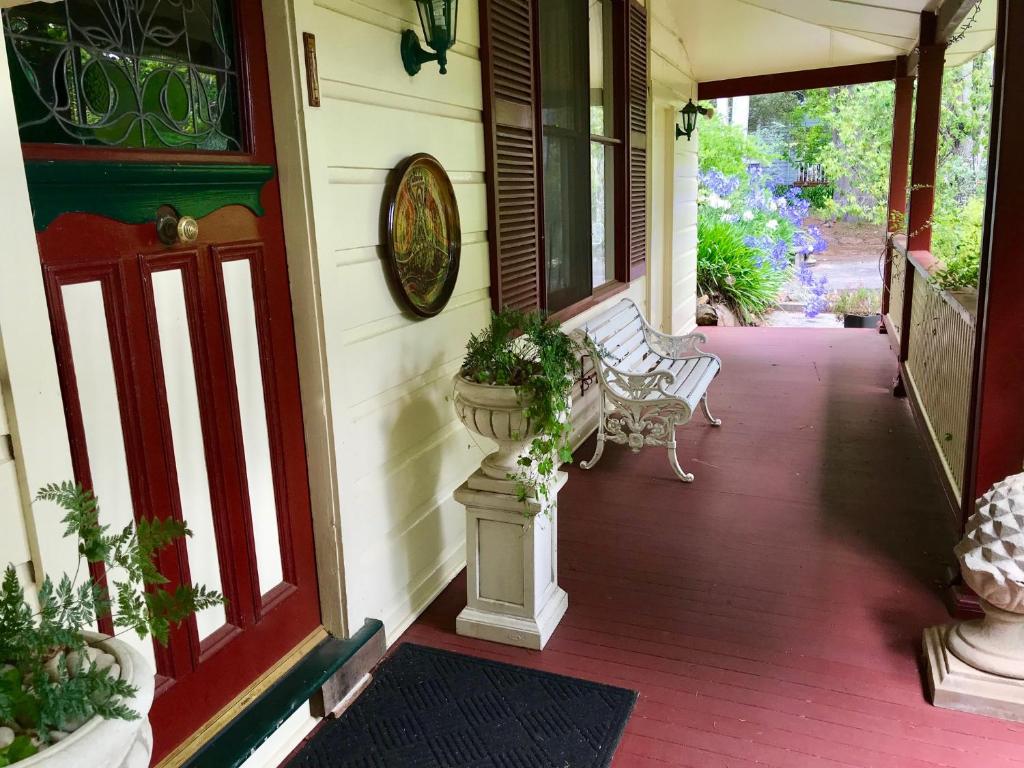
400,328 -> 1024,767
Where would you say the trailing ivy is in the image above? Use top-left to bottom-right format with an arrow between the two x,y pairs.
461,309 -> 581,511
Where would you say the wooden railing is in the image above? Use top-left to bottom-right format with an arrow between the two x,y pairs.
883,238 -> 977,503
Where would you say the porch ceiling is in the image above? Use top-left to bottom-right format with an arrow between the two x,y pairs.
664,0 -> 997,84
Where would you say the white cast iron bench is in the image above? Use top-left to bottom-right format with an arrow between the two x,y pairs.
573,298 -> 722,482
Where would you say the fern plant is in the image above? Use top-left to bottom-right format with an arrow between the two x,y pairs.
0,482 -> 223,764
460,309 -> 581,511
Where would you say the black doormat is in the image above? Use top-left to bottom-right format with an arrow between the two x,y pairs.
284,643 -> 637,768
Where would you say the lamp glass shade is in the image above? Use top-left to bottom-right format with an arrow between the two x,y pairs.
680,99 -> 699,139
416,0 -> 458,51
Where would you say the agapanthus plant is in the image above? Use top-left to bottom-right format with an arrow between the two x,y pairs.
697,163 -> 830,321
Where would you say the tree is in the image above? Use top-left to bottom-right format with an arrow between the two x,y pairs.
803,82 -> 895,223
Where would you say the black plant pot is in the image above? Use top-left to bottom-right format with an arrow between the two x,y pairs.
844,313 -> 881,329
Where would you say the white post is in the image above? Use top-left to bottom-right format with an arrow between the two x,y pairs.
731,95 -> 750,133
455,470 -> 568,650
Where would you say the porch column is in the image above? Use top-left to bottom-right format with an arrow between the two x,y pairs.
963,0 -> 1024,530
881,57 -> 915,321
905,14 -> 945,253
897,12 -> 945,367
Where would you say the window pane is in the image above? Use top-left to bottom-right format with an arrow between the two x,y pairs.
544,131 -> 591,310
589,0 -> 614,138
540,0 -> 592,311
539,0 -> 587,132
591,141 -> 615,287
3,0 -> 242,150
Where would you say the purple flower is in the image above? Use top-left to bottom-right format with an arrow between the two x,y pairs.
807,226 -> 829,253
798,263 -> 831,317
699,170 -> 740,198
769,239 -> 789,270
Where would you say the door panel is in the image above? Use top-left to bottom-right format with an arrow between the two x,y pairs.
5,0 -> 323,759
39,209 -> 321,759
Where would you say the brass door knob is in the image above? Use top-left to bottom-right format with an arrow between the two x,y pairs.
177,216 -> 199,243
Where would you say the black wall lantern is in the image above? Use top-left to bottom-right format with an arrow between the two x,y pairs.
402,0 -> 459,76
676,99 -> 711,141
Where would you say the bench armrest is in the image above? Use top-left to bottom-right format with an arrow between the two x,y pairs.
643,326 -> 708,359
600,362 -> 678,402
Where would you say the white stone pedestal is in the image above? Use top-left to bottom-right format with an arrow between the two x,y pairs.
455,470 -> 568,650
924,624 -> 1024,722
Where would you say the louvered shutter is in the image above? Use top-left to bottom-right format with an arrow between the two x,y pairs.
626,0 -> 649,279
480,0 -> 542,312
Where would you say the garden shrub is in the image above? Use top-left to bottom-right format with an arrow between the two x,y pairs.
698,112 -> 773,179
930,190 -> 985,290
798,183 -> 835,213
697,213 -> 786,324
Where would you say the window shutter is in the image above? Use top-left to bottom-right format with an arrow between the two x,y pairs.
480,0 -> 542,312
626,0 -> 649,279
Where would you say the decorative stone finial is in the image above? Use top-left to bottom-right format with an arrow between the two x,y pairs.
955,471 -> 1024,614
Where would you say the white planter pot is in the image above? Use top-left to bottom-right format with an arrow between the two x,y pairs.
452,375 -> 537,481
19,634 -> 154,768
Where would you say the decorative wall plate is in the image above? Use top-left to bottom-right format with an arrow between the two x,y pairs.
383,153 -> 461,317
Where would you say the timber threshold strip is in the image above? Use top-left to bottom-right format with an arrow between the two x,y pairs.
164,620 -> 385,768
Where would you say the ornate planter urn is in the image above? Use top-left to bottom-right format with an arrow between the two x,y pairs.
452,375 -> 538,480
451,374 -> 568,650
18,633 -> 154,768
924,472 -> 1024,721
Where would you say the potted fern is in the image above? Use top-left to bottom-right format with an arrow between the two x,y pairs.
452,308 -> 580,509
451,309 -> 579,648
0,482 -> 223,767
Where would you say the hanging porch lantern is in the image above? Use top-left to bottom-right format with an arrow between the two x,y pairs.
402,0 -> 459,76
676,99 -> 711,141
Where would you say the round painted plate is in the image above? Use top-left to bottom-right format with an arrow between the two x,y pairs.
383,153 -> 462,317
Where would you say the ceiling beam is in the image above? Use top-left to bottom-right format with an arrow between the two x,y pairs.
937,0 -> 981,43
697,61 -> 898,101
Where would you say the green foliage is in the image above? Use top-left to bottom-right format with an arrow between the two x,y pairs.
831,287 -> 881,318
697,109 -> 773,179
926,52 -> 993,290
931,196 -> 984,290
461,310 -> 581,510
0,735 -> 37,766
798,183 -> 835,213
748,91 -> 801,134
697,212 -> 788,323
0,483 -> 223,758
802,82 -> 895,223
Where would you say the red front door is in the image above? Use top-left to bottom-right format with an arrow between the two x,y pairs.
4,0 -> 321,760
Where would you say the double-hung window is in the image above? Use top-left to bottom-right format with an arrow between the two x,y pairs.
480,0 -> 648,317
538,0 -> 619,313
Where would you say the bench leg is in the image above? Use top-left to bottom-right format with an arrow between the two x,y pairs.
580,396 -> 606,471
667,436 -> 694,483
700,392 -> 722,426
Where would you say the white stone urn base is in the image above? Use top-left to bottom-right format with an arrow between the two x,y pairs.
18,633 -> 154,768
455,470 -> 568,650
924,471 -> 1024,722
924,620 -> 1024,723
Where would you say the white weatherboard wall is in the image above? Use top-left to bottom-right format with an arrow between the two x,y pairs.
0,37 -> 78,593
0,381 -> 33,595
651,0 -> 699,334
288,0 -> 489,641
282,0 -> 665,642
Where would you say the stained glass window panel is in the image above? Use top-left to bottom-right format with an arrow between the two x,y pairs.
2,0 -> 242,151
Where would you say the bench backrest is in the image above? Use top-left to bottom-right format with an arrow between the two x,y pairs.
578,299 -> 653,371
